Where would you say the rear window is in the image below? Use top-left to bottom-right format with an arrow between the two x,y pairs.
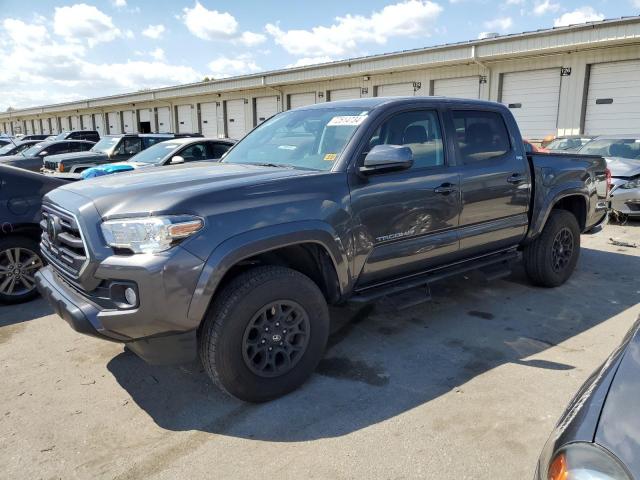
452,110 -> 510,164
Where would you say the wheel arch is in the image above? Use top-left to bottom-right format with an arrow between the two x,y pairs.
525,188 -> 589,244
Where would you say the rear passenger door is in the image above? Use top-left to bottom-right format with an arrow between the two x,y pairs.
450,109 -> 530,256
349,108 -> 461,287
207,141 -> 232,159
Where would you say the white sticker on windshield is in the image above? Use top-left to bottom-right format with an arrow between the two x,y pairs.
327,115 -> 368,127
278,145 -> 296,150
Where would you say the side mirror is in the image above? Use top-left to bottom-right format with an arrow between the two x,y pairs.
359,145 -> 413,174
170,155 -> 185,165
39,151 -> 48,156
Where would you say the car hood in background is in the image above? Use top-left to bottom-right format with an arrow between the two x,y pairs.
595,318 -> 640,477
606,157 -> 640,178
45,150 -> 108,164
53,162 -> 317,217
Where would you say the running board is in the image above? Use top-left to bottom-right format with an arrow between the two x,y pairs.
349,249 -> 520,306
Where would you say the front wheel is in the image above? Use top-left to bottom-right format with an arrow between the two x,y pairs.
199,266 -> 329,402
0,236 -> 44,304
523,209 -> 580,287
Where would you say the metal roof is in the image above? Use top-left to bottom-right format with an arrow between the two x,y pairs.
2,15 -> 640,119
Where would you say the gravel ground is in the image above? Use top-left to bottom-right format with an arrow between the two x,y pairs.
1,221 -> 639,480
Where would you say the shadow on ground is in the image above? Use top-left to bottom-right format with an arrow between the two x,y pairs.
106,244 -> 639,442
0,298 -> 52,328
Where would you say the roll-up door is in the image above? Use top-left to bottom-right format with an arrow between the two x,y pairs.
288,92 -> 316,110
255,96 -> 278,125
61,117 -> 70,132
70,115 -> 79,130
93,114 -> 104,135
329,88 -> 361,102
177,104 -> 194,133
50,118 -> 59,134
137,108 -> 153,133
81,114 -> 92,130
200,102 -> 218,137
157,107 -> 171,132
122,111 -> 135,133
433,76 -> 480,99
225,99 -> 246,139
584,60 -> 640,135
25,120 -> 33,135
107,112 -> 121,134
41,119 -> 50,135
376,83 -> 415,97
501,68 -> 560,139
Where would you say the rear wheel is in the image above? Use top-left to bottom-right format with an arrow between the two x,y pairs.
0,236 -> 44,304
199,266 -> 329,402
523,210 -> 580,287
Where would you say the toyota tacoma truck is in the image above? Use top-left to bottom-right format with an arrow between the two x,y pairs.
35,98 -> 609,402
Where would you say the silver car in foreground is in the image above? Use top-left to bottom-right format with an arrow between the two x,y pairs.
578,136 -> 640,218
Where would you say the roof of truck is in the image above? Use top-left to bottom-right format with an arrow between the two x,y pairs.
301,96 -> 504,110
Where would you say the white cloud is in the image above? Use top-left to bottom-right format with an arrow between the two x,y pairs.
533,0 -> 561,15
286,56 -> 334,68
207,55 -> 261,78
53,4 -> 121,47
112,0 -> 127,7
554,6 -> 605,26
483,16 -> 513,31
180,1 -> 238,40
266,0 -> 443,57
142,24 -> 165,39
505,0 -> 524,4
149,47 -> 165,61
235,31 -> 267,47
633,0 -> 640,8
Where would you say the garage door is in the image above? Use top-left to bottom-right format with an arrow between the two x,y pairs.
157,107 -> 171,132
584,60 -> 640,135
377,83 -> 416,97
81,114 -> 92,130
226,99 -> 246,139
288,92 -> 316,110
501,69 -> 560,139
25,120 -> 33,135
200,102 -> 218,137
70,115 -> 80,130
329,88 -> 361,102
122,111 -> 135,133
93,114 -> 104,135
177,104 -> 194,133
137,108 -> 153,133
50,118 -> 59,134
61,117 -> 70,132
255,96 -> 278,125
434,76 -> 479,99
107,112 -> 121,134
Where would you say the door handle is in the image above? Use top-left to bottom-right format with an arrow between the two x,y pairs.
507,173 -> 525,184
434,183 -> 456,195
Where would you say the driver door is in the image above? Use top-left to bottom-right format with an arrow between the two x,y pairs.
348,108 -> 461,287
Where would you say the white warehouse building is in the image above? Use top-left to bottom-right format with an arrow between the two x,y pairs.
2,16 -> 640,141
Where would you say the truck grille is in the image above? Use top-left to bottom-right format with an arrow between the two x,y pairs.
44,160 -> 58,171
40,205 -> 88,280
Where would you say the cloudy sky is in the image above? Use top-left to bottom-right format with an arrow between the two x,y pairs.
1,0 -> 638,110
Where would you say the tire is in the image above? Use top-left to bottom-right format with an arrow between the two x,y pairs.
523,209 -> 580,287
0,236 -> 44,305
199,265 -> 330,402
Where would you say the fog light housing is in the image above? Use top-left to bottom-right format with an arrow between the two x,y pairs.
124,287 -> 137,306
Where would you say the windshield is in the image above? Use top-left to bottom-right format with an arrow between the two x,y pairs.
0,143 -> 19,154
91,136 -> 120,153
21,143 -> 46,157
54,133 -> 67,140
578,138 -> 640,160
221,107 -> 370,171
547,137 -> 591,151
129,141 -> 182,164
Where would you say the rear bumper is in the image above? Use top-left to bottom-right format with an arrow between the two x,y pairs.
610,186 -> 640,216
35,265 -> 198,365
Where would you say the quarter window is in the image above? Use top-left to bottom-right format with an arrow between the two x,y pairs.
367,110 -> 444,169
452,110 -> 510,164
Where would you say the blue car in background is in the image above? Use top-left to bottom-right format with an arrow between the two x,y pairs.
81,137 -> 236,179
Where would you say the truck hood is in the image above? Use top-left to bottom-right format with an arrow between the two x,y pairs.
605,157 -> 640,178
56,162 -> 316,217
46,150 -> 108,164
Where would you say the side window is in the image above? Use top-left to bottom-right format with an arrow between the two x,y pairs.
209,142 -> 231,159
143,137 -> 166,148
78,142 -> 93,151
45,143 -> 68,155
122,138 -> 142,155
180,143 -> 207,162
451,110 -> 510,164
366,110 -> 444,169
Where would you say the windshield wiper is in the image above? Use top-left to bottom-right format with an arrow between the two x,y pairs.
251,162 -> 296,169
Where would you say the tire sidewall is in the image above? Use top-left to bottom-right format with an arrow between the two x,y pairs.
213,271 -> 329,401
0,235 -> 42,304
540,211 -> 581,286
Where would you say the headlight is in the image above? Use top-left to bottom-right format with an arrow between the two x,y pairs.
547,443 -> 631,480
101,215 -> 203,254
619,178 -> 640,189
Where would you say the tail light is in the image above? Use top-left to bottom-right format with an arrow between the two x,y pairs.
605,168 -> 611,195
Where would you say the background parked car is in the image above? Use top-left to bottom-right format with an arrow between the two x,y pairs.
19,134 -> 50,141
578,135 -> 640,218
0,140 -> 95,172
53,130 -> 100,142
535,316 -> 640,480
81,137 -> 235,179
545,135 -> 594,153
0,165 -> 66,304
0,139 -> 41,156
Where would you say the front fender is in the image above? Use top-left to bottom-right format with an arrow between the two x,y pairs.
185,220 -> 351,327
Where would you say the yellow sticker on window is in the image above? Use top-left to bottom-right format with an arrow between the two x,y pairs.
324,153 -> 337,161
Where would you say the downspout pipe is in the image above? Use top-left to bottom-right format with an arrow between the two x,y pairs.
471,45 -> 491,100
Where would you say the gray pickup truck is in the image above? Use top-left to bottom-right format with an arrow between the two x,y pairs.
35,98 -> 609,402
